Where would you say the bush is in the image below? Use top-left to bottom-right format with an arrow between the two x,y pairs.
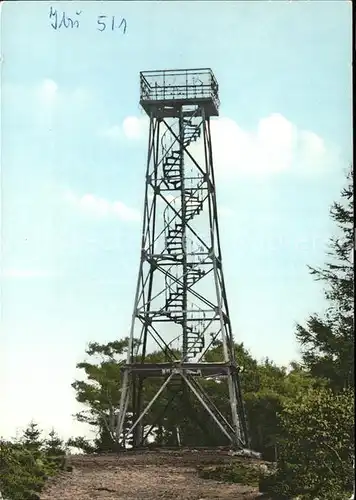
197,460 -> 260,486
259,388 -> 354,499
0,424 -> 68,500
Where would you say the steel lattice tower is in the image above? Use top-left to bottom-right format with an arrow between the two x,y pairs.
116,68 -> 249,449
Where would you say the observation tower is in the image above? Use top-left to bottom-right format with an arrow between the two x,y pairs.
117,68 -> 249,449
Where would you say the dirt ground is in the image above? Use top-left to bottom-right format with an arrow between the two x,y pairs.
40,449 -> 266,500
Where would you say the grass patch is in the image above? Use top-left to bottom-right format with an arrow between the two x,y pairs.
197,461 -> 260,486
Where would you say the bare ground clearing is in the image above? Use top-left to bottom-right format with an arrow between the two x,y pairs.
40,449 -> 267,500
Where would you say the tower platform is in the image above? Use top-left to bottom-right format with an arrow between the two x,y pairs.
140,68 -> 220,118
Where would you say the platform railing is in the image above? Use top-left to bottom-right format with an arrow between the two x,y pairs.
140,68 -> 219,108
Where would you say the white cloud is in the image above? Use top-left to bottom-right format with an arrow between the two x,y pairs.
297,130 -> 328,171
4,79 -> 95,144
65,191 -> 140,222
36,79 -> 91,110
39,78 -> 58,103
1,269 -> 58,279
32,79 -> 59,126
10,79 -> 93,129
110,112 -> 335,178
100,116 -> 148,142
112,200 -> 140,220
199,113 -> 333,178
122,116 -> 148,139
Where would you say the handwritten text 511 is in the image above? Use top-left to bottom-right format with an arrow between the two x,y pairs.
49,7 -> 127,33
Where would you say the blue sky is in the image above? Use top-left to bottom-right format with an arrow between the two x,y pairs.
0,1 -> 352,441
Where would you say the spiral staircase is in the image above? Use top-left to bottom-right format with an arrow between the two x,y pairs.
162,116 -> 207,360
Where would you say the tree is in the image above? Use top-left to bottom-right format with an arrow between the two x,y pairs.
296,166 -> 354,391
0,440 -> 47,500
43,429 -> 66,473
21,421 -> 43,460
260,167 -> 355,497
71,338 -> 131,452
43,429 -> 65,457
244,360 -> 322,460
66,436 -> 97,454
72,337 -> 317,455
0,424 -> 68,500
260,387 -> 354,499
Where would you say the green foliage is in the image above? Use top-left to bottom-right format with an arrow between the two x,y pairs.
197,460 -> 260,486
296,166 -> 354,391
21,422 -> 43,459
0,423 -> 67,500
70,338 -> 130,452
260,388 -> 354,499
66,436 -> 97,455
72,337 -> 319,456
260,167 -> 355,498
43,429 -> 67,474
71,339 -> 246,450
243,359 -> 322,460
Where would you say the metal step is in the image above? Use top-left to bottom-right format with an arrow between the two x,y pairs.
185,192 -> 203,220
186,206 -> 203,220
163,149 -> 180,161
167,300 -> 183,309
165,157 -> 179,166
186,268 -> 204,281
163,148 -> 181,188
168,227 -> 183,237
186,200 -> 200,207
186,205 -> 202,214
187,333 -> 205,354
166,240 -> 182,248
167,233 -> 182,241
167,248 -> 182,255
167,240 -> 182,246
163,169 -> 180,180
167,297 -> 183,306
166,223 -> 183,253
183,127 -> 200,147
187,338 -> 205,349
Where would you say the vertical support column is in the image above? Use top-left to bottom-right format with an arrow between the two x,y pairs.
134,115 -> 162,447
117,114 -> 159,445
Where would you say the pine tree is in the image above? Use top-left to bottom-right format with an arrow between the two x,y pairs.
21,421 -> 43,459
43,429 -> 65,457
296,166 -> 354,390
43,429 -> 66,472
71,339 -> 131,452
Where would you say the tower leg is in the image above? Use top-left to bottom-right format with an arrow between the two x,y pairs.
133,375 -> 144,447
116,368 -> 131,447
227,370 -> 243,448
